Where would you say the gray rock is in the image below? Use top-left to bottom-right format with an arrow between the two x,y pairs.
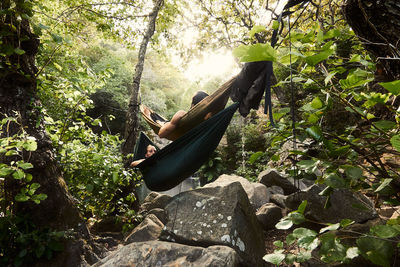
285,185 -> 378,223
147,208 -> 168,224
269,194 -> 288,208
124,214 -> 164,244
93,241 -> 240,267
140,192 -> 172,212
258,169 -> 306,195
266,185 -> 284,195
204,174 -> 270,210
256,203 -> 283,230
161,182 -> 265,267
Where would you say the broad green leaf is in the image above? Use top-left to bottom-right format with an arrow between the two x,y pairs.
233,43 -> 277,62
288,212 -> 306,224
371,225 -> 400,238
17,162 -> 33,170
311,97 -> 323,109
344,166 -> 363,180
248,151 -> 263,164
306,126 -> 323,141
324,71 -> 337,85
276,219 -> 293,229
12,169 -> 25,179
373,120 -> 395,131
375,178 -> 393,192
286,233 -> 296,245
14,48 -> 25,55
324,173 -> 346,189
249,25 -> 266,37
272,20 -> 279,30
15,193 -> 29,202
297,200 -> 307,214
296,251 -> 312,262
112,171 -> 119,183
305,49 -> 334,66
23,139 -> 37,151
319,233 -> 346,263
273,240 -> 283,248
390,135 -> 400,152
320,223 -> 340,233
308,113 -> 319,124
5,150 -> 18,156
380,80 -> 400,95
293,228 -> 317,238
357,237 -> 393,267
0,167 -> 14,176
263,253 -> 285,265
298,236 -> 319,250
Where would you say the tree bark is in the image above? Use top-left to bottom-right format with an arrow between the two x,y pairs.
0,2 -> 84,233
343,0 -> 400,79
122,0 -> 164,156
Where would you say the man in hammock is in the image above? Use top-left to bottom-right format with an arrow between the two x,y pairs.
158,91 -> 211,138
130,144 -> 156,167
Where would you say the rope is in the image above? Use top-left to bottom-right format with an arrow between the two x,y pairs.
288,9 -> 300,193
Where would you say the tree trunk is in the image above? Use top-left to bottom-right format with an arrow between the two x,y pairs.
343,0 -> 400,80
0,3 -> 83,233
122,0 -> 164,156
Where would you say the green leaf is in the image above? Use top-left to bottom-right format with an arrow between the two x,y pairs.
249,25 -> 266,37
357,237 -> 393,267
293,228 -> 317,238
263,253 -> 285,265
272,20 -> 279,30
0,167 -> 14,176
23,139 -> 37,151
12,169 -> 25,180
380,80 -> 400,95
311,97 -> 323,109
276,219 -> 293,229
298,236 -> 319,250
344,166 -> 363,180
233,43 -> 277,62
17,162 -> 33,170
375,178 -> 393,193
51,33 -> 63,44
324,173 -> 346,189
340,219 -> 354,228
306,126 -> 323,141
297,200 -> 307,214
248,151 -> 263,164
286,233 -> 296,245
5,150 -> 18,156
14,48 -> 25,55
273,240 -> 283,248
373,120 -> 395,131
305,49 -> 334,66
112,171 -> 119,183
371,225 -> 400,238
390,135 -> 400,152
320,223 -> 340,233
15,193 -> 30,202
288,212 -> 306,224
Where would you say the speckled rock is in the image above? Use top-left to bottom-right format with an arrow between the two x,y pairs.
256,203 -> 283,230
140,192 -> 172,212
161,182 -> 265,267
124,214 -> 164,244
93,240 -> 240,267
204,174 -> 270,210
258,169 -> 306,195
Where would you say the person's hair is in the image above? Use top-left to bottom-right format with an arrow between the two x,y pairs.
191,91 -> 209,107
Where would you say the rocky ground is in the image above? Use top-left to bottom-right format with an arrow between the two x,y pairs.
83,168 -> 394,267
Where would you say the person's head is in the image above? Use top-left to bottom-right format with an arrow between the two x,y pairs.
145,145 -> 156,158
191,91 -> 209,107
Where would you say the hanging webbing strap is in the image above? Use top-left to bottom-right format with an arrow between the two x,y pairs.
264,0 -> 310,126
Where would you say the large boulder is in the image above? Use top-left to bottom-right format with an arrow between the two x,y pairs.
258,169 -> 308,195
285,185 -> 378,223
204,174 -> 270,210
161,182 -> 265,267
256,203 -> 283,230
124,214 -> 164,244
139,192 -> 172,213
93,240 -> 240,267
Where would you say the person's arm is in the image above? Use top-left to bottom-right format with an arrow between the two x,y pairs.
130,159 -> 145,167
158,110 -> 186,138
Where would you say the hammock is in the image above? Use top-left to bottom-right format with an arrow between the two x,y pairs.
137,103 -> 239,191
132,132 -> 159,161
141,77 -> 235,141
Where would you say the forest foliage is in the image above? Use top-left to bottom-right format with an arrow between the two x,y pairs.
1,0 -> 400,266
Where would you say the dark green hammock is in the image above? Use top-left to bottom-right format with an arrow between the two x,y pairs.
136,102 -> 239,191
132,132 -> 159,162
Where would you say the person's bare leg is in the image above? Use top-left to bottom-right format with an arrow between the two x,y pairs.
158,110 -> 186,138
